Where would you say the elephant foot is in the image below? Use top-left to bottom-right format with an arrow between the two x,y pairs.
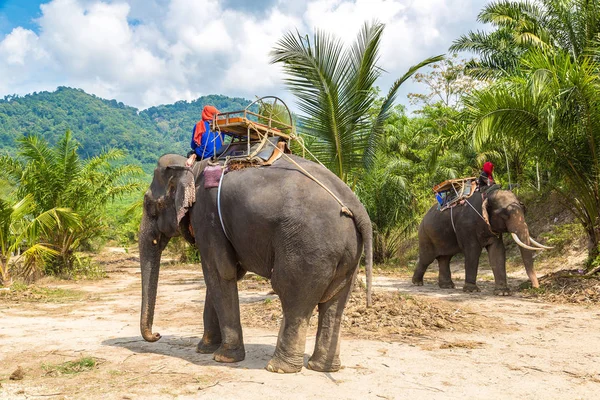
412,276 -> 424,286
196,339 -> 221,354
266,356 -> 303,374
213,345 -> 245,363
494,287 -> 511,296
307,355 -> 341,372
462,283 -> 480,293
438,280 -> 455,289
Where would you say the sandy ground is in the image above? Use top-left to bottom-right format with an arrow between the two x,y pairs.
1,249 -> 599,400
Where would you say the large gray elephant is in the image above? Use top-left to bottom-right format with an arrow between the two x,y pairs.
412,188 -> 550,294
139,154 -> 373,373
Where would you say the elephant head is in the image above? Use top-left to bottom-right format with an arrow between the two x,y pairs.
139,154 -> 196,342
486,190 -> 549,288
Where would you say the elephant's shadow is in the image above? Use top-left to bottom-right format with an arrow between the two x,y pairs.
102,336 -> 278,371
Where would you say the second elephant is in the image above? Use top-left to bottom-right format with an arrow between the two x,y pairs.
413,189 -> 550,294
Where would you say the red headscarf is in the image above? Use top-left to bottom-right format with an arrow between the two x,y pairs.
483,161 -> 494,176
193,105 -> 220,145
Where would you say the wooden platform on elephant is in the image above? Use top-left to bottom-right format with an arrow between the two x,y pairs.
433,177 -> 477,194
212,111 -> 292,141
434,177 -> 477,211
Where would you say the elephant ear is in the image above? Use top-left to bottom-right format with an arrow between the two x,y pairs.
482,198 -> 491,225
168,166 -> 196,224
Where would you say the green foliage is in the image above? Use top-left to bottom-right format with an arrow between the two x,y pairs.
462,45 -> 600,247
0,88 -> 251,172
356,97 -> 477,263
271,21 -> 443,182
166,237 -> 201,263
540,223 -> 586,252
451,0 -> 600,79
446,0 -> 600,266
408,55 -> 484,108
0,131 -> 142,277
0,194 -> 79,285
42,357 -> 98,375
0,282 -> 84,302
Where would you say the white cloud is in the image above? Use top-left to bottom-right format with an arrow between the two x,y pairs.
0,0 -> 487,108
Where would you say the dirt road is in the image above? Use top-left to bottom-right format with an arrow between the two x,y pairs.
1,251 -> 599,399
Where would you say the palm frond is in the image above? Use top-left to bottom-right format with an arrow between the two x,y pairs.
364,54 -> 445,170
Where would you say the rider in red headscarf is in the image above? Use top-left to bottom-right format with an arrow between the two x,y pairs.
479,161 -> 494,188
186,105 -> 223,167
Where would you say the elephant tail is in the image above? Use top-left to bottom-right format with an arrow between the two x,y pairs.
354,209 -> 373,307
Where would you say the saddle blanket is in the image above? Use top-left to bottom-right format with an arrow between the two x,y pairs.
204,164 -> 223,189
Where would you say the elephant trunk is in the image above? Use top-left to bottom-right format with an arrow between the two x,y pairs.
139,216 -> 164,342
513,227 -> 540,288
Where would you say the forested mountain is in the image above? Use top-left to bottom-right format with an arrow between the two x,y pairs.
0,87 -> 251,170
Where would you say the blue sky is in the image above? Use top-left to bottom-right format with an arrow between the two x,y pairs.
0,0 -> 43,35
0,0 -> 489,109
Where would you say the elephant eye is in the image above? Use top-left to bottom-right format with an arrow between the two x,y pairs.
519,202 -> 527,214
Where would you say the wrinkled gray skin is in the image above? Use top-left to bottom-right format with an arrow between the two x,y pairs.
412,190 -> 539,295
139,154 -> 373,373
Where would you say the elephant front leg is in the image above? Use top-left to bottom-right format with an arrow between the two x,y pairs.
200,262 -> 246,363
197,289 -> 222,354
412,246 -> 436,286
463,245 -> 483,293
487,237 -> 510,295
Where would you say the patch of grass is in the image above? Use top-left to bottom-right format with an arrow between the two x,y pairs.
0,282 -> 85,303
540,223 -> 585,252
42,357 -> 98,376
249,274 -> 268,282
263,298 -> 272,305
64,255 -> 107,280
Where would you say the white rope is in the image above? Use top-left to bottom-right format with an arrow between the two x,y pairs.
465,198 -> 487,222
451,195 -> 498,237
217,170 -> 232,242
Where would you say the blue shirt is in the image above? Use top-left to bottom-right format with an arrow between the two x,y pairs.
191,121 -> 225,159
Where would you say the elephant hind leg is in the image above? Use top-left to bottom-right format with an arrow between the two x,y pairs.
307,272 -> 354,372
266,301 -> 314,373
437,255 -> 455,289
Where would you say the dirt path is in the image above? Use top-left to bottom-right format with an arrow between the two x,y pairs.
1,252 -> 599,399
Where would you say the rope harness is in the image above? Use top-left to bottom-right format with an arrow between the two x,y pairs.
448,193 -> 499,237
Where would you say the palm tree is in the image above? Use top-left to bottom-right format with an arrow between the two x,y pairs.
0,195 -> 80,285
271,21 -> 443,183
451,0 -> 600,78
0,131 -> 142,274
461,46 -> 600,255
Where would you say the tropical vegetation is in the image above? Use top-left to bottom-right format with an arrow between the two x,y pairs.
0,131 -> 142,282
3,0 -> 600,282
455,0 -> 600,267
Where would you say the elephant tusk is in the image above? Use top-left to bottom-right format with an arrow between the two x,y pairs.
152,239 -> 158,245
511,233 -> 543,251
528,237 -> 554,250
